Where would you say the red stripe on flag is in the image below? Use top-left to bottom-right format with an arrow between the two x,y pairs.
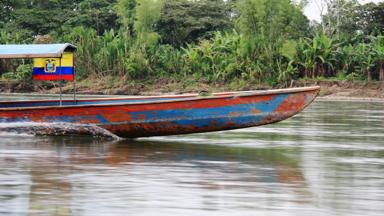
33,75 -> 74,81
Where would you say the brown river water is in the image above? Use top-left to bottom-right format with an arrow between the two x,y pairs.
0,95 -> 383,216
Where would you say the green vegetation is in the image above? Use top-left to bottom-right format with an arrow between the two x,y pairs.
1,0 -> 384,88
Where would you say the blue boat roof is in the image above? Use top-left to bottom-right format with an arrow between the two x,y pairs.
0,43 -> 76,59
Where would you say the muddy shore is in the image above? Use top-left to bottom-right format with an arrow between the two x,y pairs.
1,79 -> 383,101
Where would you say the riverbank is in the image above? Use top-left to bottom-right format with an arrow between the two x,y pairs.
293,80 -> 384,98
1,78 -> 383,100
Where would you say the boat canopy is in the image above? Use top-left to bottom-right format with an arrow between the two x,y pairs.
0,43 -> 77,59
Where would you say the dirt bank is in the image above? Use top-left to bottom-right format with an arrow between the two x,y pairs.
292,80 -> 384,99
1,79 -> 383,99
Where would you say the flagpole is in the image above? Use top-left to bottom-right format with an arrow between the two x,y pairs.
59,57 -> 63,106
73,66 -> 77,104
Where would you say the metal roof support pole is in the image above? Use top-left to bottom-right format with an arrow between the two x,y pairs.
59,57 -> 63,106
73,66 -> 77,104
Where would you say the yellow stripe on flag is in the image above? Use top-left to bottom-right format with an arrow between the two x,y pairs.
33,52 -> 74,68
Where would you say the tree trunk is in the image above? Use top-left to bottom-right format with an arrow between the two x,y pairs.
320,65 -> 326,77
380,65 -> 384,82
367,70 -> 372,82
312,67 -> 316,78
304,68 -> 309,78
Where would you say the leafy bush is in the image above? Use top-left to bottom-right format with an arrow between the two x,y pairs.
1,64 -> 33,81
15,64 -> 33,81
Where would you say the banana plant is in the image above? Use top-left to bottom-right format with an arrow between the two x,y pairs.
295,33 -> 337,78
338,44 -> 355,73
296,38 -> 315,78
355,43 -> 375,81
372,36 -> 384,81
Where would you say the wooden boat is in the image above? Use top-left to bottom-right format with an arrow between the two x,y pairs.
0,44 -> 319,137
0,86 -> 319,138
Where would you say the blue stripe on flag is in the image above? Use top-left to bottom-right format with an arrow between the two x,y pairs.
33,67 -> 74,75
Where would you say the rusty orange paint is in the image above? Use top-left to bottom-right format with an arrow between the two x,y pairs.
0,87 -> 320,138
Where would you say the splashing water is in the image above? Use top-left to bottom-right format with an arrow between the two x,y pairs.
0,122 -> 120,139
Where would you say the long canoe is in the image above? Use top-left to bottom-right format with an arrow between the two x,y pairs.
0,86 -> 319,138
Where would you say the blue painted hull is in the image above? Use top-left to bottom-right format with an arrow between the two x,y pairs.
0,87 -> 320,138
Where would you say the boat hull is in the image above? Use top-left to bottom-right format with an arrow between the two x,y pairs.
0,87 -> 319,138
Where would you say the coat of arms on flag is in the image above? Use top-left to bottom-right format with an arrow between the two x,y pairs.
44,59 -> 56,73
33,52 -> 74,81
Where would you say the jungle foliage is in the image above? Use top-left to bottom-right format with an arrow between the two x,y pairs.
1,0 -> 384,86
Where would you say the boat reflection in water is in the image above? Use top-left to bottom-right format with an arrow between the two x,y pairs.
0,136 -> 310,215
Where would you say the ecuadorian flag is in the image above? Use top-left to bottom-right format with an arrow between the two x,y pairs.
33,52 -> 74,81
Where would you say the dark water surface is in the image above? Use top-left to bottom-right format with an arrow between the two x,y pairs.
0,97 -> 383,216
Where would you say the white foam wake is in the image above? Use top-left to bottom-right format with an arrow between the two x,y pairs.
0,122 -> 120,139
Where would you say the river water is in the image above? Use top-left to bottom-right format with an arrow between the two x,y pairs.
0,96 -> 383,216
